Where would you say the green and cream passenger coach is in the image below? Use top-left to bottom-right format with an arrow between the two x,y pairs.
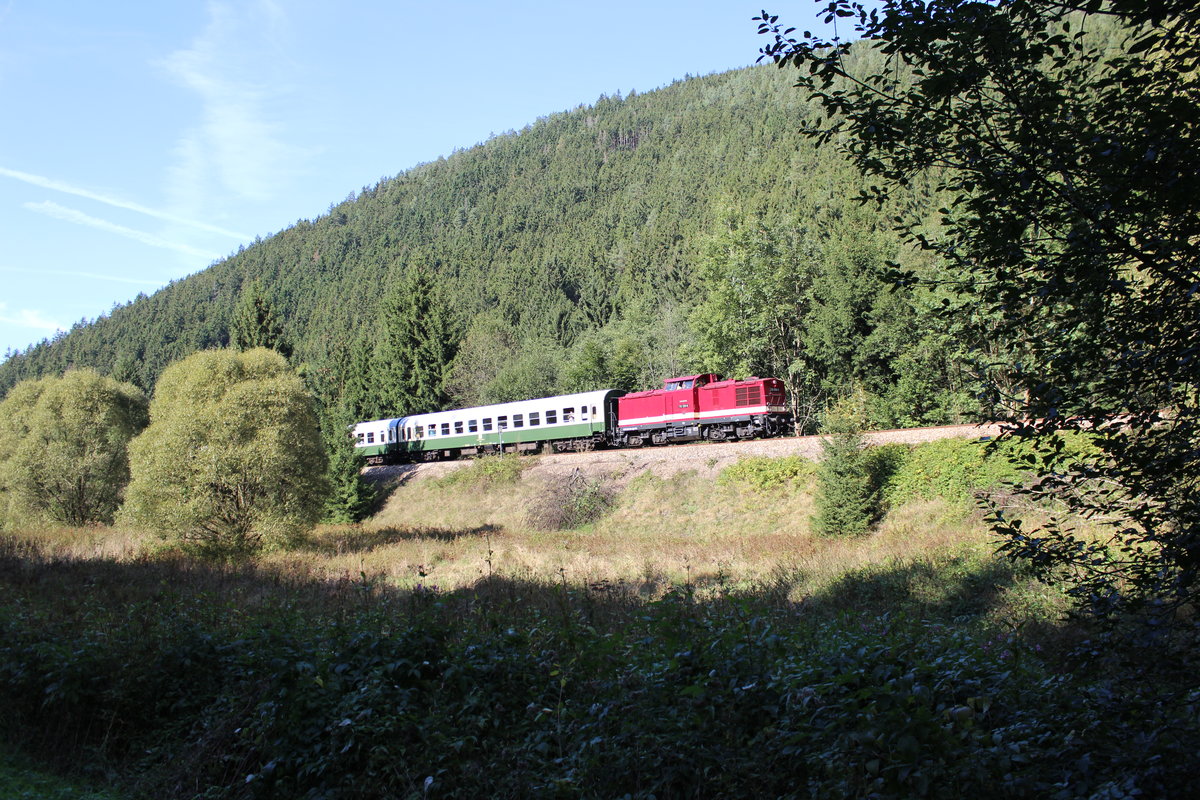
353,389 -> 624,464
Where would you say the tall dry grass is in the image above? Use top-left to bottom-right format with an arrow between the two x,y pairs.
255,459 -> 1006,605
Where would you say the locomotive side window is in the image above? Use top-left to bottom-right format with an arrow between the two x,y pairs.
454,421 -> 464,434
546,410 -> 557,424
441,423 -> 450,436
468,420 -> 478,433
482,418 -> 493,431
529,412 -> 540,426
513,414 -> 524,428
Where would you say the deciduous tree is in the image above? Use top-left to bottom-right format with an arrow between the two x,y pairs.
122,348 -> 327,556
759,0 -> 1200,617
0,370 -> 147,526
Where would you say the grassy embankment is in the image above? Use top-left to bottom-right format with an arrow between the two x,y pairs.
2,437 -> 1196,798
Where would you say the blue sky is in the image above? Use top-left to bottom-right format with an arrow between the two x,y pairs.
0,1 -> 805,357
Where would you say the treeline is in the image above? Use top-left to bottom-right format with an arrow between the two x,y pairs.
0,61 -> 979,431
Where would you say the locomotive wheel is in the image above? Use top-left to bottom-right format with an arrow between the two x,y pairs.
705,427 -> 727,442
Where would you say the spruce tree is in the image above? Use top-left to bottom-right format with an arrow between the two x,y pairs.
321,402 -> 376,524
374,267 -> 457,416
232,280 -> 292,358
812,394 -> 875,537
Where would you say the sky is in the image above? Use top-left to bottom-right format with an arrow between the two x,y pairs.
0,1 -> 811,358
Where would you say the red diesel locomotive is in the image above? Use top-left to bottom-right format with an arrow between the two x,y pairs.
612,373 -> 791,446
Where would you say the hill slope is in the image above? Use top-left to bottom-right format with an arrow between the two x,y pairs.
0,57 -> 967,427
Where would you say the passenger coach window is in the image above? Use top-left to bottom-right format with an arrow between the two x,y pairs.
454,421 -> 464,434
513,414 -> 524,428
356,433 -> 364,443
482,418 -> 493,432
441,423 -> 450,436
468,420 -> 478,433
497,416 -> 508,429
367,432 -> 375,444
546,410 -> 557,424
563,407 -> 575,421
529,412 -> 540,426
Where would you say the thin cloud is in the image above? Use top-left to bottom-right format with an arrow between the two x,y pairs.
162,2 -> 310,208
24,201 -> 224,262
0,165 -> 251,240
0,266 -> 164,287
0,302 -> 65,335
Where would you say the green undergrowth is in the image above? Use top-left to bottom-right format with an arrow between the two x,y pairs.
717,455 -> 816,492
1,531 -> 1197,799
0,747 -> 122,799
882,433 -> 1100,508
432,453 -> 528,488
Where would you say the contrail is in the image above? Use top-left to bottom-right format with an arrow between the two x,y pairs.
0,165 -> 252,240
26,201 -> 225,262
0,266 -> 165,287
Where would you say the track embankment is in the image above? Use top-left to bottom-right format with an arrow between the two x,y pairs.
365,422 -> 1005,488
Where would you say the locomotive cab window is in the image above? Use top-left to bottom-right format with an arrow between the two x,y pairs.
513,414 -> 524,428
546,410 -> 558,424
482,418 -> 493,432
529,412 -> 540,426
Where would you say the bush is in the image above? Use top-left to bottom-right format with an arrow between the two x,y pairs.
435,454 -> 527,488
527,469 -> 615,530
881,434 -> 1100,508
121,349 -> 328,556
718,455 -> 815,492
0,370 -> 147,527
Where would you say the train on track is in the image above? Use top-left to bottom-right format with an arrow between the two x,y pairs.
354,374 -> 792,465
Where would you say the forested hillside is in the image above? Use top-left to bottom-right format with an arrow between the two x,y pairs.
0,58 -> 973,429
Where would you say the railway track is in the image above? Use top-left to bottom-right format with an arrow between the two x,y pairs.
366,421 -> 1006,486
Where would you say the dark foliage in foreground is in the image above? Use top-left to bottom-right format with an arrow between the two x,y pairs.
1,536 -> 1196,799
759,0 -> 1200,619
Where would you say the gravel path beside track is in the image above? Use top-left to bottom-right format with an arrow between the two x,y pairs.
365,422 -> 1006,487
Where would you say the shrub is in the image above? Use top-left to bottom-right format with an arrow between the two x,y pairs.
435,453 -> 527,488
527,469 -> 615,530
0,370 -> 147,527
121,349 -> 328,556
717,455 -> 815,492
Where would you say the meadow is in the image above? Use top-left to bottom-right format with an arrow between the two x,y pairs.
1,441 -> 1196,798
